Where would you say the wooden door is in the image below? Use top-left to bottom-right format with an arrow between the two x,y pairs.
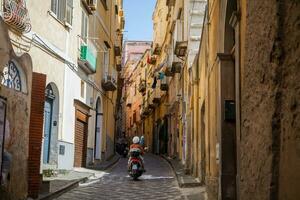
74,112 -> 88,167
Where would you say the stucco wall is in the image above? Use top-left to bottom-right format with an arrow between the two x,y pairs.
240,0 -> 300,199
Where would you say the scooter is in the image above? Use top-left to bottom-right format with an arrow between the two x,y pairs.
128,150 -> 144,180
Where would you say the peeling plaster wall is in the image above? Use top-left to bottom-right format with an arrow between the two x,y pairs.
0,19 -> 32,200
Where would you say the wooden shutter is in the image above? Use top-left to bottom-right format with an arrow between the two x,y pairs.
51,0 -> 58,14
58,0 -> 66,21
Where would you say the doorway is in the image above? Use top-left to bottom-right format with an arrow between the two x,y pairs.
200,102 -> 206,183
43,85 -> 55,164
74,110 -> 89,167
219,0 -> 238,199
94,97 -> 103,160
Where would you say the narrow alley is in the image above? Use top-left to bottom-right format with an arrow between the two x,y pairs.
0,0 -> 299,200
55,154 -> 204,200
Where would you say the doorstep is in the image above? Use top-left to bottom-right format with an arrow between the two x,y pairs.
161,155 -> 202,188
87,154 -> 120,171
37,168 -> 106,200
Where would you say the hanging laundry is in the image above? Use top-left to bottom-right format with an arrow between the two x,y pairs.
158,72 -> 165,80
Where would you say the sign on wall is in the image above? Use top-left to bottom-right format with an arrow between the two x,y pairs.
0,96 -> 7,185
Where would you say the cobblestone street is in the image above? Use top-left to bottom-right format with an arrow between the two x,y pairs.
55,154 -> 204,200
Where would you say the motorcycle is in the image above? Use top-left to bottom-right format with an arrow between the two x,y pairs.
121,143 -> 129,158
128,149 -> 144,180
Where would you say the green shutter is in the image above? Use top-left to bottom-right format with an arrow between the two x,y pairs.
80,45 -> 97,72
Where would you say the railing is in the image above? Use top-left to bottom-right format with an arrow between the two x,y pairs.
138,80 -> 146,94
3,0 -> 31,33
104,66 -> 117,82
102,66 -> 118,91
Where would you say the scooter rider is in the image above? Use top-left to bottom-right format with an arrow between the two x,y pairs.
128,136 -> 145,172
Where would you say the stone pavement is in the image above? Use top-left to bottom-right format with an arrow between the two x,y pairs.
54,154 -> 205,200
162,156 -> 202,188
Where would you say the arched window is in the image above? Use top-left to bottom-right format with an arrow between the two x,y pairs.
1,60 -> 27,93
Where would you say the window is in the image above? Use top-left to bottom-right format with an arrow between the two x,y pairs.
103,47 -> 109,72
81,11 -> 88,43
0,0 -> 3,14
101,0 -> 108,10
114,5 -> 118,15
66,0 -> 73,25
80,80 -> 85,98
51,0 -> 73,25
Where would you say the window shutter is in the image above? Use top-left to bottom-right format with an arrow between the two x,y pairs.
58,0 -> 66,21
66,0 -> 73,25
51,0 -> 57,14
81,11 -> 88,43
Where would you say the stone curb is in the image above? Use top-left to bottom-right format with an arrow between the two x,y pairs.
37,156 -> 120,200
88,155 -> 121,171
161,155 -> 202,188
37,177 -> 88,200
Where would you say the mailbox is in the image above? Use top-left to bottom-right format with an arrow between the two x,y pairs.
224,100 -> 236,121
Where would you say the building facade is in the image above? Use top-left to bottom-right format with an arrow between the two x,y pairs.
192,0 -> 300,199
0,0 -> 124,199
118,41 -> 151,141
121,0 -> 300,200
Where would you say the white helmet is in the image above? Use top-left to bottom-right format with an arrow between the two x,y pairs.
132,136 -> 140,144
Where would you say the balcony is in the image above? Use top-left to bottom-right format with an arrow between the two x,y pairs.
152,88 -> 161,104
148,56 -> 157,65
166,0 -> 176,7
114,45 -> 121,57
102,68 -> 117,91
153,44 -> 162,55
174,41 -> 188,57
165,66 -> 174,77
2,0 -> 31,33
138,80 -> 146,94
160,78 -> 169,91
78,45 -> 97,74
172,61 -> 182,73
140,102 -> 150,117
82,0 -> 97,14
